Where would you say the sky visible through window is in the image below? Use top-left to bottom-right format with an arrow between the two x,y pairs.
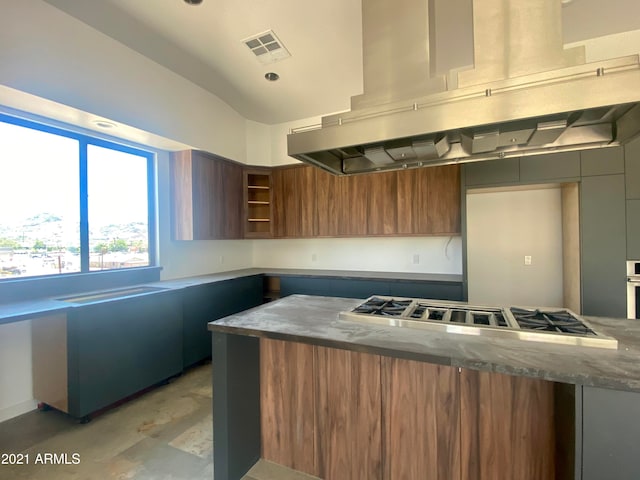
0,120 -> 150,278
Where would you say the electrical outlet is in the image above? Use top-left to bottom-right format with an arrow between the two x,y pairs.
311,253 -> 317,262
219,255 -> 224,264
524,255 -> 532,266
412,254 -> 420,264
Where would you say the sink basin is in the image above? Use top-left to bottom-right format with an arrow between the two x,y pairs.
57,286 -> 169,304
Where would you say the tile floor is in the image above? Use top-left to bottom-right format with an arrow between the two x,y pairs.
0,362 -> 319,480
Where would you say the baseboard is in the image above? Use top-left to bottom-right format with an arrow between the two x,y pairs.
0,399 -> 38,423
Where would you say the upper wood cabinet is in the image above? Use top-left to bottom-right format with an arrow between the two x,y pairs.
171,150 -> 460,240
273,163 -> 461,238
170,150 -> 243,240
316,169 -> 341,237
272,165 -> 317,238
244,168 -> 273,238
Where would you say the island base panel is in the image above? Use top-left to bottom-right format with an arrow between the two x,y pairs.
212,332 -> 260,480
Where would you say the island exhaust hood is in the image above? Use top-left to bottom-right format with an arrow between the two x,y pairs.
287,0 -> 640,175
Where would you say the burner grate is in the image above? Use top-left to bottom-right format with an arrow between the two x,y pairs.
510,307 -> 595,335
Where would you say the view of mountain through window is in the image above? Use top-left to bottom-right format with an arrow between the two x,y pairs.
87,144 -> 149,272
0,116 -> 153,280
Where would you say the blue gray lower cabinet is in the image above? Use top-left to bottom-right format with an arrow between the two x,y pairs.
579,386 -> 640,480
279,276 -> 463,301
182,275 -> 263,368
66,290 -> 183,419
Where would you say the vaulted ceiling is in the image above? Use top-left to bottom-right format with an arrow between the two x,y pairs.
43,0 -> 640,125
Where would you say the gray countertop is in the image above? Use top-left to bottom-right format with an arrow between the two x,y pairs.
0,268 -> 462,324
208,294 -> 640,393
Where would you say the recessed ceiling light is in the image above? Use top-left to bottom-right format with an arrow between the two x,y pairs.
265,72 -> 280,82
93,120 -> 117,129
184,0 -> 203,5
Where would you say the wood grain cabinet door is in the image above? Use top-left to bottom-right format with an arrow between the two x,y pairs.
397,165 -> 461,235
368,171 -> 398,235
382,357 -> 461,480
315,346 -> 382,480
460,369 -> 556,480
220,160 -> 243,239
339,175 -> 370,236
170,150 -> 244,240
426,165 -> 461,235
260,338 -> 318,476
272,166 -> 301,237
316,169 -> 340,236
296,166 -> 317,237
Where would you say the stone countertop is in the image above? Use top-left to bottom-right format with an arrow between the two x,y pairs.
0,268 -> 462,325
208,294 -> 640,393
153,268 -> 462,288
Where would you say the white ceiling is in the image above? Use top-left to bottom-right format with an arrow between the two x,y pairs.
43,0 -> 640,125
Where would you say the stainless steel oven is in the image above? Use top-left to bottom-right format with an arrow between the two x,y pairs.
628,261 -> 640,319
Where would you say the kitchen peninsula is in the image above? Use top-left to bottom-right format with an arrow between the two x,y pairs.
208,295 -> 640,480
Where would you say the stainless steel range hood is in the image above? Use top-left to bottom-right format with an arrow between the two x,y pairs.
287,0 -> 640,175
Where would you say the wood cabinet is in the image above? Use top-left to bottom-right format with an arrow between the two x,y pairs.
272,164 -> 461,238
315,346 -> 382,480
397,167 -> 429,234
339,174 -> 370,236
382,357 -> 460,480
170,150 -> 243,240
172,148 -> 460,240
260,338 -> 317,475
368,171 -> 398,235
427,165 -> 462,234
244,169 -> 272,238
260,338 -> 560,480
460,369 -> 556,480
397,165 -> 461,235
272,165 -> 317,237
316,168 -> 341,236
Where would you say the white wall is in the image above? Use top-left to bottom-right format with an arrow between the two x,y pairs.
269,115 -> 324,166
466,187 -> 564,307
253,236 -> 462,274
0,321 -> 37,423
246,121 -> 272,167
0,0 -> 247,162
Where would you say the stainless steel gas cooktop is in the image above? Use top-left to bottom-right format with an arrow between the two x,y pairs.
339,296 -> 618,349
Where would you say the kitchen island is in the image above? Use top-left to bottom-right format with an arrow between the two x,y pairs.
208,294 -> 640,480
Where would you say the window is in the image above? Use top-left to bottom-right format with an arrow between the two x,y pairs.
0,114 -> 155,280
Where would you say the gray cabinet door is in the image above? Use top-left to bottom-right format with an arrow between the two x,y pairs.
520,151 -> 580,182
464,158 -> 520,186
581,386 -> 640,480
581,147 -> 624,176
627,200 -> 640,260
581,175 -> 627,317
625,137 -> 640,199
67,292 -> 183,418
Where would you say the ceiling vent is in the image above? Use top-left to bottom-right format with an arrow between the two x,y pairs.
242,30 -> 291,65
